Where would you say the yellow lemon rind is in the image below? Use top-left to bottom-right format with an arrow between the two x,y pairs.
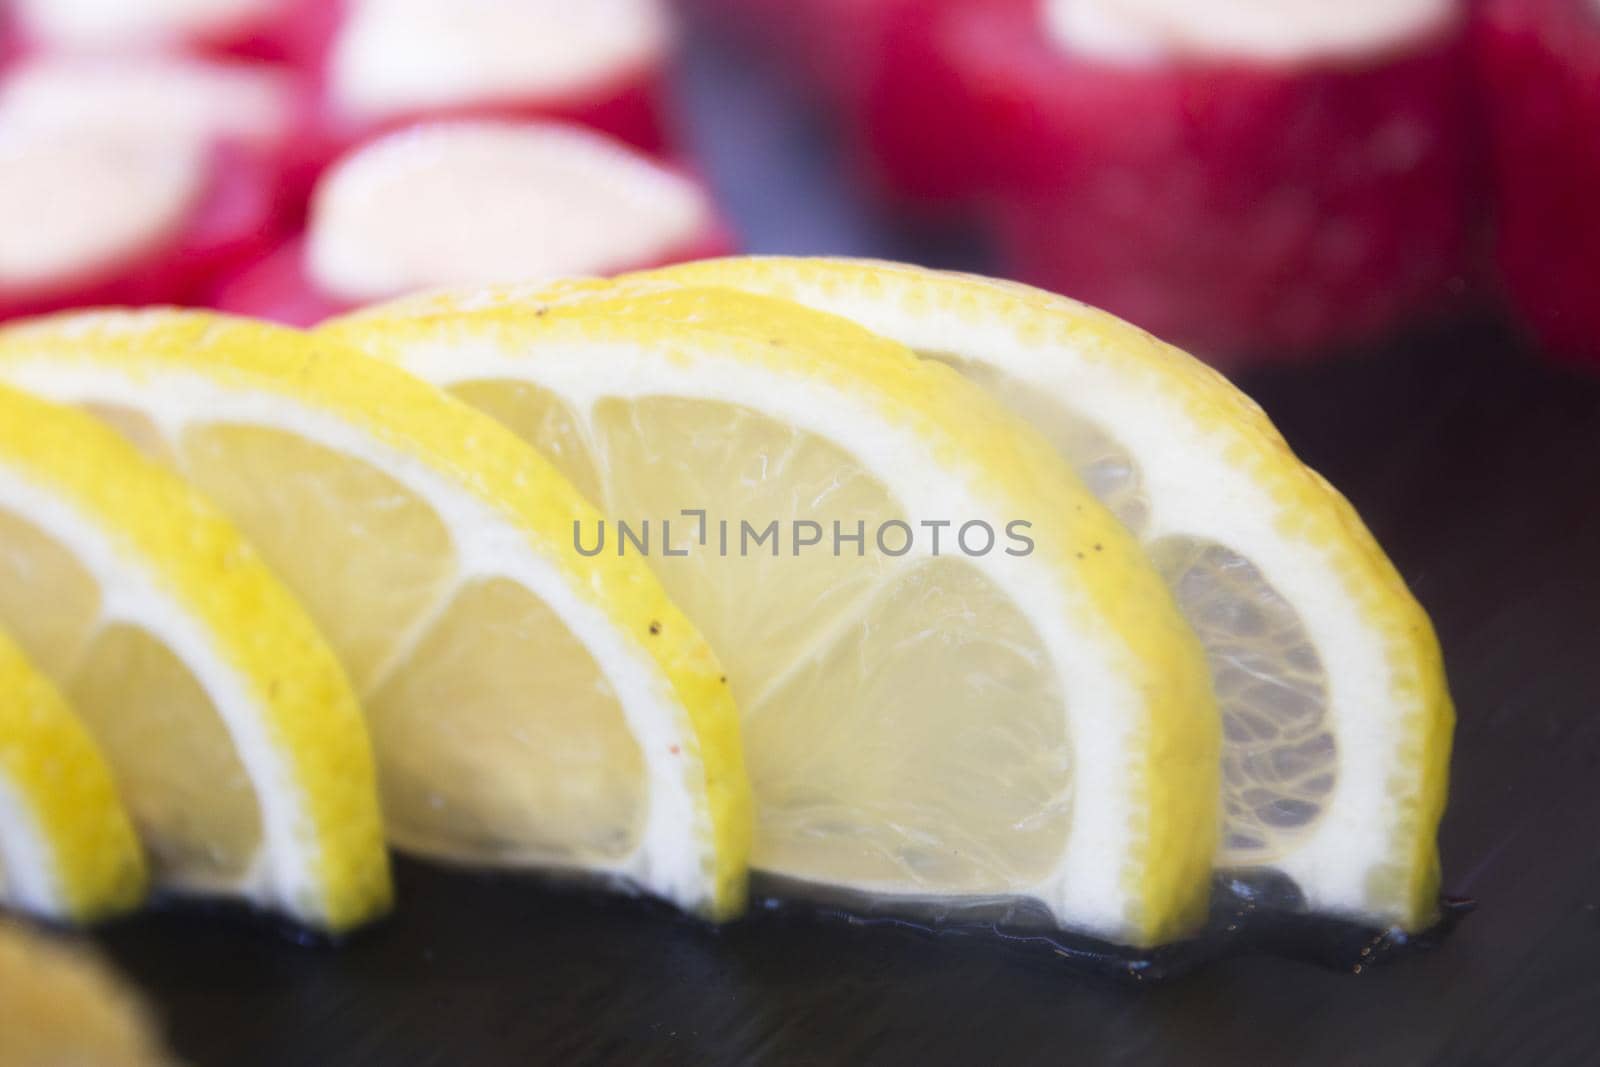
0,311 -> 751,922
653,256 -> 1453,931
0,630 -> 146,923
0,384 -> 391,933
324,280 -> 1221,947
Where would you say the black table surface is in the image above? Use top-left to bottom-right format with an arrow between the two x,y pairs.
90,27 -> 1600,1067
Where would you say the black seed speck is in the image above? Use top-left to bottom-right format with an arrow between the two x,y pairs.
648,621 -> 662,635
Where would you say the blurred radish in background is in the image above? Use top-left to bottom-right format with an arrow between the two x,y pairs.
857,0 -> 1478,363
1478,0 -> 1600,370
0,55 -> 297,317
1,0 -> 1598,372
213,120 -> 732,326
4,0 -> 332,62
302,0 -> 677,172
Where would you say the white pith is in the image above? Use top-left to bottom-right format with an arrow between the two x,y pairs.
307,122 -> 710,305
1043,0 -> 1456,63
0,129 -> 206,296
0,771 -> 60,917
713,261 -> 1421,922
12,0 -> 276,49
0,462 -> 300,912
0,354 -> 721,915
386,332 -> 1159,940
329,0 -> 670,120
0,57 -> 293,149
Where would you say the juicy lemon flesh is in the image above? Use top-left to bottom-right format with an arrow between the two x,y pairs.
463,386 -> 1074,897
594,396 -> 907,693
151,421 -> 647,867
924,352 -> 1336,866
368,577 -> 645,865
1149,538 -> 1335,861
925,353 -> 1153,535
81,404 -> 176,466
178,425 -> 457,694
67,626 -> 262,884
451,379 -> 606,504
748,556 -> 1071,892
0,509 -> 102,682
0,507 -> 263,887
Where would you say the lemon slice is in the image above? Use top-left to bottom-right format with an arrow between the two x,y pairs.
653,256 -> 1454,931
0,384 -> 388,932
0,920 -> 175,1067
0,310 -> 749,920
322,280 -> 1219,947
0,629 -> 145,924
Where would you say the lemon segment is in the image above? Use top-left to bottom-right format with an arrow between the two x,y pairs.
323,281 -> 1221,947
0,385 -> 389,931
0,630 -> 146,923
0,311 -> 750,920
652,256 -> 1453,930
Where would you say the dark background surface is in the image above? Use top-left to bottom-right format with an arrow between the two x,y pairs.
94,26 -> 1600,1067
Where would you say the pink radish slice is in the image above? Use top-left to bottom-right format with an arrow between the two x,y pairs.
0,56 -> 299,319
6,0 -> 323,63
302,0 -> 676,175
1479,0 -> 1600,368
867,0 -> 1476,361
211,120 -> 734,327
0,133 -> 283,319
0,55 -> 300,157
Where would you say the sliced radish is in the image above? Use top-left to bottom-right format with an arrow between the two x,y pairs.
865,0 -> 1475,360
1,52 -> 315,207
0,56 -> 297,319
0,54 -> 298,150
0,128 -> 207,310
6,0 -> 323,62
1479,0 -> 1600,368
212,120 -> 733,326
307,0 -> 675,167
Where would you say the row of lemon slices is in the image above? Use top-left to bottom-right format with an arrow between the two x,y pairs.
0,258 -> 1452,946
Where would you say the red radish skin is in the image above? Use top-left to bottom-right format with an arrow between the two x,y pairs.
210,122 -> 734,327
0,140 -> 285,321
851,0 -> 1000,206
207,239 -> 348,328
307,62 -> 674,173
1479,0 -> 1600,368
300,0 -> 675,175
0,11 -> 15,69
870,0 -> 1477,361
